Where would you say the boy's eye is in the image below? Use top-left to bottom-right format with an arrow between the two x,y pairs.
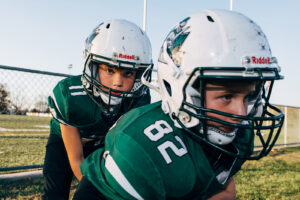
124,71 -> 134,77
221,94 -> 232,101
107,68 -> 115,73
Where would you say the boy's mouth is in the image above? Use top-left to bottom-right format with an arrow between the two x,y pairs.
110,91 -> 122,96
100,87 -> 122,96
218,126 -> 235,133
215,126 -> 235,133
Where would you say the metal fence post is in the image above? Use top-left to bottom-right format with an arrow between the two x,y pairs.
299,108 -> 300,143
284,106 -> 288,147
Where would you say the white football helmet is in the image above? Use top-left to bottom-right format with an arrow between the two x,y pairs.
143,10 -> 284,160
82,19 -> 153,115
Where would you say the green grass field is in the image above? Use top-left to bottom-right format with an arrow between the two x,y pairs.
235,147 -> 300,199
0,114 -> 50,170
0,114 -> 50,129
0,137 -> 47,168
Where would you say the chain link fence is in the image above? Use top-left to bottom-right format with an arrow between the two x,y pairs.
276,105 -> 300,147
0,65 -> 70,171
0,65 -> 299,172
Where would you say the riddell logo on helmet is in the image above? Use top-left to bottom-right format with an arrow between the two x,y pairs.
119,53 -> 135,60
251,56 -> 271,64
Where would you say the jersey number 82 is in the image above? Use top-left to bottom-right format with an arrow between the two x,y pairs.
143,120 -> 188,164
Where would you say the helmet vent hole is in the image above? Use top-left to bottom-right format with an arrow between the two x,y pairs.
207,15 -> 214,22
106,23 -> 110,29
163,80 -> 172,96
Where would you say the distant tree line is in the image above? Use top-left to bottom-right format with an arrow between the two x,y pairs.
0,83 -> 49,115
0,84 -> 10,113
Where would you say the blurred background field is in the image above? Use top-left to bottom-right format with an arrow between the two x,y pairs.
235,146 -> 300,200
0,114 -> 50,130
0,115 -> 50,169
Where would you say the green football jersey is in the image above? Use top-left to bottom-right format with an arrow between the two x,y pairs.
81,101 -> 253,199
48,75 -> 150,140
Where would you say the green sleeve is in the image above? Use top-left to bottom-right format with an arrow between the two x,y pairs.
48,78 -> 72,125
81,102 -> 202,199
48,76 -> 102,128
81,131 -> 166,200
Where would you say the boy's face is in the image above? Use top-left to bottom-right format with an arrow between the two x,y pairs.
204,80 -> 258,133
98,64 -> 137,95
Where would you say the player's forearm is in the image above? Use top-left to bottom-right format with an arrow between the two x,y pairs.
207,191 -> 235,200
61,124 -> 84,181
70,159 -> 84,181
208,177 -> 236,200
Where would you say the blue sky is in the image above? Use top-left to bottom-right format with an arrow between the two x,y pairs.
0,0 -> 299,107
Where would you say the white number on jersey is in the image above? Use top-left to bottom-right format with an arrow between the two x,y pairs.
143,120 -> 187,164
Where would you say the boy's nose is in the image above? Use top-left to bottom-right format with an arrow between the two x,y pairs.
112,73 -> 123,88
229,100 -> 247,123
235,102 -> 247,116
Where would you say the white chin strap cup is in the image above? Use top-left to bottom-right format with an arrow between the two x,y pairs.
100,92 -> 122,106
206,126 -> 238,145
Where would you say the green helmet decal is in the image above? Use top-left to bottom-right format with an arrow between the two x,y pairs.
165,17 -> 191,67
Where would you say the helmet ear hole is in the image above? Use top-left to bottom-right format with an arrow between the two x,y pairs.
191,76 -> 201,90
163,79 -> 172,96
206,15 -> 214,22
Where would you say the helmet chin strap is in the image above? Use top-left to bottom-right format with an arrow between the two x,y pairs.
99,92 -> 122,106
92,84 -> 123,106
206,126 -> 238,145
205,120 -> 249,145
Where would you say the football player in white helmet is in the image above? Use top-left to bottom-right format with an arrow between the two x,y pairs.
152,10 -> 283,160
43,19 -> 152,200
73,10 -> 284,200
81,19 -> 153,117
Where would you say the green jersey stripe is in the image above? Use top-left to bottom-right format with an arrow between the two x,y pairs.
49,107 -> 69,126
50,92 -> 64,119
70,91 -> 87,96
69,85 -> 84,90
104,151 -> 144,200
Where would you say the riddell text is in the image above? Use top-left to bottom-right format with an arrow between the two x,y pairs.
119,53 -> 135,60
251,56 -> 270,64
